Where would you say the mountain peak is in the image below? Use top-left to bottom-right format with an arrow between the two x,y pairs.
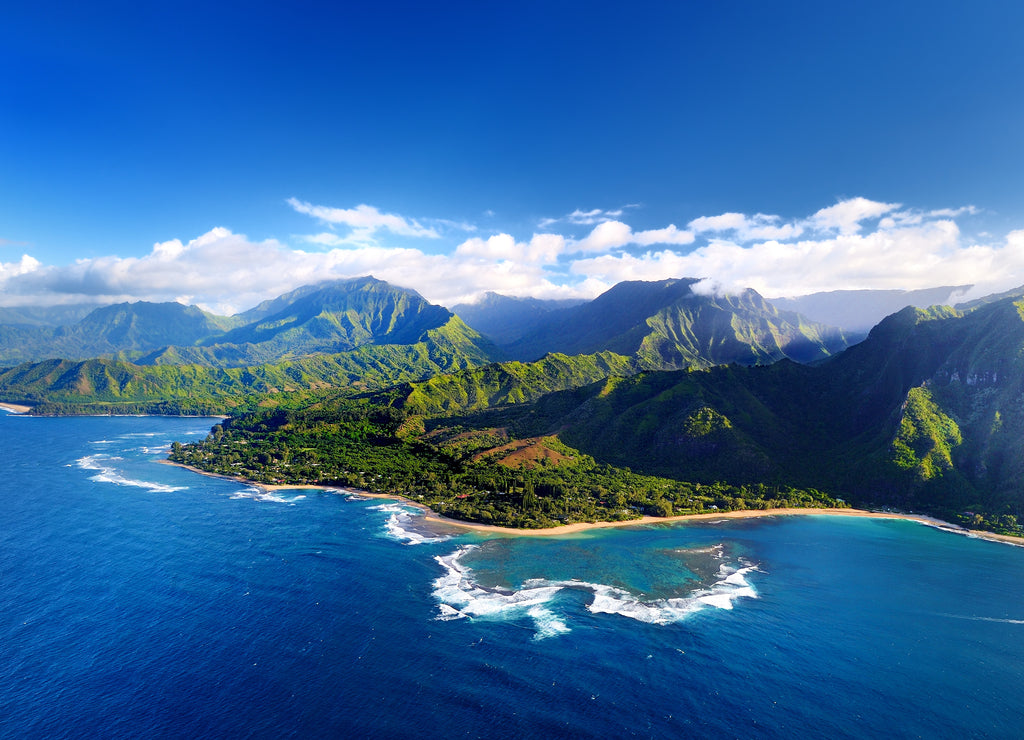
502,278 -> 848,367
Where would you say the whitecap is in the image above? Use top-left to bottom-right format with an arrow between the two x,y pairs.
432,547 -> 565,636
230,487 -> 306,504
939,613 -> 1024,625
75,454 -> 187,493
371,502 -> 452,545
527,605 -> 571,640
431,544 -> 761,634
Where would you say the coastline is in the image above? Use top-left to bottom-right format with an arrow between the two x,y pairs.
0,402 -> 31,414
163,460 -> 1023,547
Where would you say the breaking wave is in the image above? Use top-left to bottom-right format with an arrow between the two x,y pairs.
432,544 -> 759,638
75,454 -> 187,493
230,486 -> 307,504
370,502 -> 452,546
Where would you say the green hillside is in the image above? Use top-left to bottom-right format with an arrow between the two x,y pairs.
0,277 -> 500,369
0,314 -> 498,415
170,288 -> 1024,535
503,278 -> 850,367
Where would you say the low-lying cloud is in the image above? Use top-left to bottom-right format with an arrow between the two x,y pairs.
0,197 -> 1018,313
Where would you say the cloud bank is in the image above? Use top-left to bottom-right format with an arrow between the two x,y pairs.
0,197 -> 1019,313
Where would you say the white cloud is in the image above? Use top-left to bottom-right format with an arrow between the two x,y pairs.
688,212 -> 802,241
811,197 -> 900,234
455,233 -> 565,263
539,205 -> 638,228
567,207 -> 622,224
1,197 -> 1019,314
287,198 -> 440,239
0,254 -> 42,280
568,215 -> 1024,300
633,224 -> 695,246
573,220 -> 634,252
571,220 -> 695,252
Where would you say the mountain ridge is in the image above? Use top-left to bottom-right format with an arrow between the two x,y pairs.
500,278 -> 850,367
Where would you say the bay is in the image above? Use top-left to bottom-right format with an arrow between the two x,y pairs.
1,412 -> 1022,738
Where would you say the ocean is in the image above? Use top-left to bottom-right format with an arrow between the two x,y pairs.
2,412 -> 1023,738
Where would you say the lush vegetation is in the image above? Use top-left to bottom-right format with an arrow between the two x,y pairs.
0,277 -> 499,369
500,278 -> 850,365
7,276 -> 1024,536
169,397 -> 840,528
173,291 -> 1024,536
0,321 -> 497,415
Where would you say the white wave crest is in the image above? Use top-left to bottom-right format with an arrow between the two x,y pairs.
432,545 -> 760,635
433,546 -> 566,638
75,454 -> 186,493
940,613 -> 1024,625
370,503 -> 452,545
229,487 -> 306,504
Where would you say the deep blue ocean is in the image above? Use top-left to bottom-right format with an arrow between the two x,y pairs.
2,412 -> 1024,738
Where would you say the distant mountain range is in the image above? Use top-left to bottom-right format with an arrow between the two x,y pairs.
0,278 -> 494,368
1,277 -> 855,371
456,278 -> 851,367
0,276 -> 855,409
768,285 -> 971,334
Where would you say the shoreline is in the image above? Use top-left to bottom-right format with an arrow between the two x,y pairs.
164,460 -> 1023,547
0,402 -> 31,414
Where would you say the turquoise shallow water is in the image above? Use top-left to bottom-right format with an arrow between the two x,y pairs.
2,412 -> 1023,738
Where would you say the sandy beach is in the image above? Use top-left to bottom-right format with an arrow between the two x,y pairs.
0,402 -> 31,414
205,468 -> 1023,547
163,460 -> 1024,546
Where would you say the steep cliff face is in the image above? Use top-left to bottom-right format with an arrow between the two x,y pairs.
498,278 -> 850,367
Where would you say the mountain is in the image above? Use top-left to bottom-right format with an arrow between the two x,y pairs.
0,302 -> 228,366
501,278 -> 850,367
0,278 -> 503,413
0,304 -> 98,328
204,277 -> 459,360
160,283 -> 1024,533
450,292 -> 1024,523
0,277 -> 501,369
56,302 -> 231,356
768,285 -> 970,334
451,293 -> 586,345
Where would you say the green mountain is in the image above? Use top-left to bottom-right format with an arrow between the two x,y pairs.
165,286 -> 1024,532
500,278 -> 850,368
57,302 -> 231,356
206,277 -> 456,358
379,351 -> 636,417
0,277 -> 501,369
0,278 -> 502,413
0,302 -> 229,366
0,316 -> 496,415
448,294 -> 1024,526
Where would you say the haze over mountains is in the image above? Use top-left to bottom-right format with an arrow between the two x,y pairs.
768,285 -> 972,334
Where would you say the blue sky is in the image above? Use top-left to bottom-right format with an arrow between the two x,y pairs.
3,1 -> 1024,312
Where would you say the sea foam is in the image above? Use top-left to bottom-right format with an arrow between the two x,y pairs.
229,487 -> 307,504
370,502 -> 452,545
432,544 -> 760,635
75,454 -> 187,493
